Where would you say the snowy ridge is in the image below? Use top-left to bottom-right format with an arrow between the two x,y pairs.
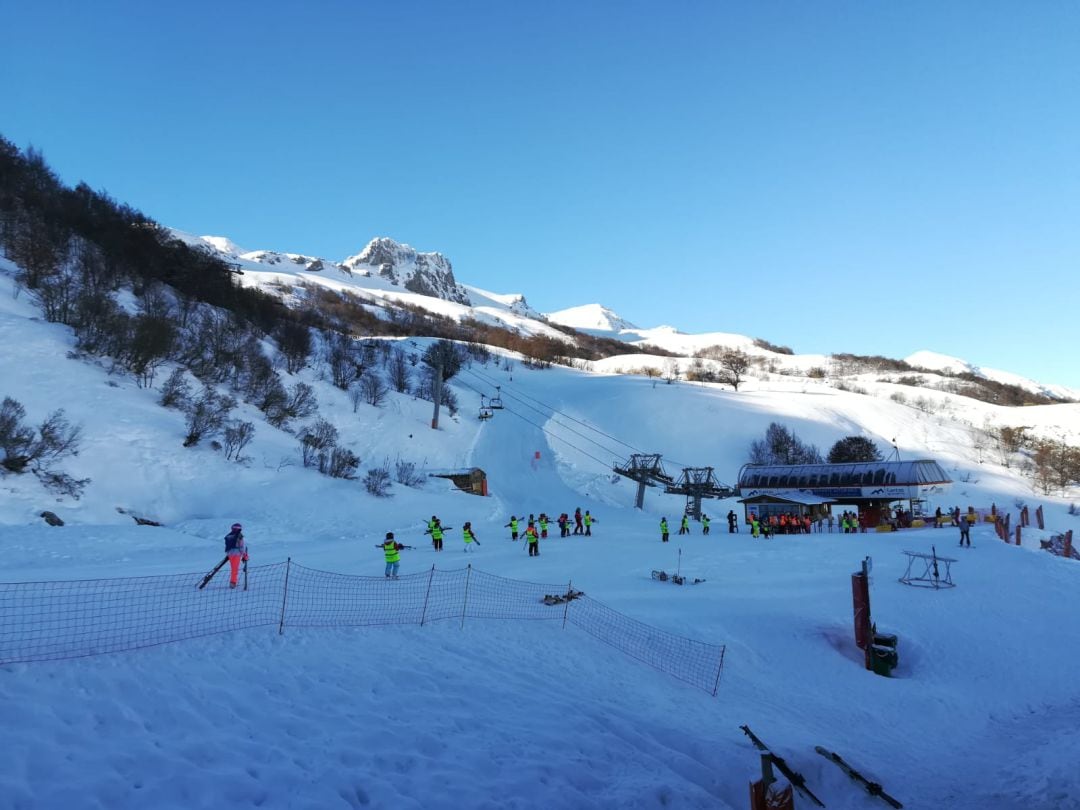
907,350 -> 1080,401
175,229 -> 1075,398
546,303 -> 639,333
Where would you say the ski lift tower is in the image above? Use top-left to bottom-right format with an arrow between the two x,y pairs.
665,467 -> 736,520
613,454 -> 672,509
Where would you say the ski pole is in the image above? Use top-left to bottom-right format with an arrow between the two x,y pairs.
243,557 -> 248,591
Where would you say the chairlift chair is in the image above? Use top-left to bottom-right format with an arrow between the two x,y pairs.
489,386 -> 504,409
478,395 -> 493,421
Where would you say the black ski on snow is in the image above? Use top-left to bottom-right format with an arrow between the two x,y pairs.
197,557 -> 228,590
814,746 -> 903,809
740,725 -> 826,807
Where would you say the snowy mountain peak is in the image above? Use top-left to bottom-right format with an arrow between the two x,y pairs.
342,238 -> 469,305
546,304 -> 638,333
199,235 -> 248,257
905,350 -> 977,376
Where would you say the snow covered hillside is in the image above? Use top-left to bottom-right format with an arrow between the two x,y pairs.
175,231 -> 1078,402
2,241 -> 1080,809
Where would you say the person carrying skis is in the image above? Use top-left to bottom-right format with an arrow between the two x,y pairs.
679,514 -> 690,535
430,518 -> 445,551
573,508 -> 583,535
539,514 -> 549,539
224,522 -> 248,589
660,517 -> 670,543
584,510 -> 595,536
702,514 -> 710,535
382,532 -> 405,578
525,520 -> 540,556
463,521 -> 478,552
727,510 -> 738,533
505,515 -> 519,540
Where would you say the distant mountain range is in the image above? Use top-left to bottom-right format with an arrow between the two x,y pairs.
179,232 -> 1079,402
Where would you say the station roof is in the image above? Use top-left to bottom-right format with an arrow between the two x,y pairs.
738,460 -> 951,489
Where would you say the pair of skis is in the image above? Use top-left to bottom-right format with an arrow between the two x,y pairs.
197,556 -> 247,591
814,746 -> 903,809
741,726 -> 902,808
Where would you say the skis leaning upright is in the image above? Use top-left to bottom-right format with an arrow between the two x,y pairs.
814,746 -> 903,808
740,725 -> 825,807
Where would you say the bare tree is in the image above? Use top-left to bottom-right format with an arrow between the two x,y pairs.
299,418 -> 338,468
360,373 -> 389,407
275,321 -> 312,374
159,368 -> 192,409
222,420 -> 255,462
327,447 -> 360,479
183,386 -> 237,447
388,348 -> 411,393
663,359 -> 680,384
719,349 -> 751,391
323,331 -> 363,390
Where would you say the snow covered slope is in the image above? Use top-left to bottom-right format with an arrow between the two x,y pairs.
2,249 -> 1080,809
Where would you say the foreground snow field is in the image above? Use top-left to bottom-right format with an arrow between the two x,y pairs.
1,265 -> 1079,809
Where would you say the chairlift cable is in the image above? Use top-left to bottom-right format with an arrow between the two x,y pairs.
453,377 -> 612,468
462,367 -> 635,458
466,366 -> 643,452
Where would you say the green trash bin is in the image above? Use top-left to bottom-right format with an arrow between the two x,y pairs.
873,632 -> 898,649
870,644 -> 898,676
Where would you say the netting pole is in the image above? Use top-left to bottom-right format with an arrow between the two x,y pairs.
278,557 -> 291,635
460,564 -> 472,629
562,579 -> 572,629
712,646 -> 726,697
420,565 -> 435,626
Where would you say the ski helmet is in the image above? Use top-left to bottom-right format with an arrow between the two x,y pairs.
231,523 -> 242,532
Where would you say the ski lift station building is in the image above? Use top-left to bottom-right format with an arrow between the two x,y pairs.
736,459 -> 952,524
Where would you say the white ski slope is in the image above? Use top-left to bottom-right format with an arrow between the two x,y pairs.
1,262 -> 1079,809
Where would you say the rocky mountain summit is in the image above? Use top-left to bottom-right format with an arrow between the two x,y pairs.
342,238 -> 469,305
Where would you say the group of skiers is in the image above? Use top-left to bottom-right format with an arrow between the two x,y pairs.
504,508 -> 597,556
746,512 -> 818,537
659,510 -> 743,542
213,498 -> 988,586
422,516 -> 479,553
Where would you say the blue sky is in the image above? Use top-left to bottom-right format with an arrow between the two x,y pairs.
3,1 -> 1079,386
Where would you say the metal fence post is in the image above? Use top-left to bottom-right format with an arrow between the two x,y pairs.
712,646 -> 726,697
562,579 -> 572,629
460,564 -> 472,629
278,557 -> 291,635
420,565 -> 435,626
